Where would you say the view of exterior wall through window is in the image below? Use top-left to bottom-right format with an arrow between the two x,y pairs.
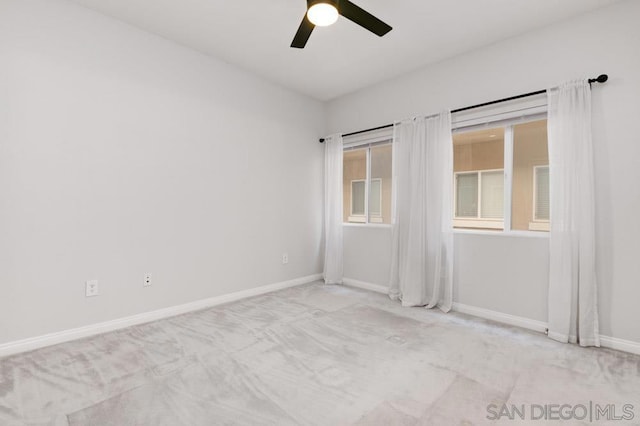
453,127 -> 505,230
343,143 -> 392,224
512,119 -> 549,231
453,118 -> 549,232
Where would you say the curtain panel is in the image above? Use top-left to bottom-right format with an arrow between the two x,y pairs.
547,79 -> 600,347
389,112 -> 454,311
323,134 -> 344,284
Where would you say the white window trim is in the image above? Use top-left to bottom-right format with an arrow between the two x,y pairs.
347,216 -> 367,223
343,127 -> 393,149
453,168 -> 505,229
453,116 -> 550,235
528,222 -> 550,232
453,228 -> 549,238
343,222 -> 392,229
452,93 -> 547,130
503,126 -> 514,232
452,219 -> 504,229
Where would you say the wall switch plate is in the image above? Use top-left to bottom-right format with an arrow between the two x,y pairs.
144,273 -> 152,287
86,280 -> 99,297
282,253 -> 288,264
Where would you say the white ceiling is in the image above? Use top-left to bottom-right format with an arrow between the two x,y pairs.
70,0 -> 620,101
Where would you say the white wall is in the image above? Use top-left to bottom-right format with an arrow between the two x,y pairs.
0,0 -> 325,344
329,0 -> 640,344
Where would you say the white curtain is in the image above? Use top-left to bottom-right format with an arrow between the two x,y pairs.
389,112 -> 454,310
547,79 -> 600,347
323,134 -> 343,284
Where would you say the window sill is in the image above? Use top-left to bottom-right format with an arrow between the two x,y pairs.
453,228 -> 549,238
343,223 -> 392,229
528,221 -> 550,231
347,215 -> 366,223
347,216 -> 385,224
341,224 -> 548,236
453,219 -> 504,229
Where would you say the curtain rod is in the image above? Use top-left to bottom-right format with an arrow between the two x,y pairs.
319,74 -> 608,143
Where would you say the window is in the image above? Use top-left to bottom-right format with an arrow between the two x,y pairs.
453,127 -> 505,230
453,116 -> 549,232
343,140 -> 392,224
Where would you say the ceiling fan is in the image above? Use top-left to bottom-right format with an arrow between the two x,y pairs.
291,0 -> 392,49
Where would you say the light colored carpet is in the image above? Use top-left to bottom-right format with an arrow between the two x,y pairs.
1,282 -> 638,425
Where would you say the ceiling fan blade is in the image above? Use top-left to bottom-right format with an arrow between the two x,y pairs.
339,0 -> 392,37
291,16 -> 315,48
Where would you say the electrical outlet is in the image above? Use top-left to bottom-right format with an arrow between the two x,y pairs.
282,253 -> 289,264
144,273 -> 152,287
86,280 -> 99,297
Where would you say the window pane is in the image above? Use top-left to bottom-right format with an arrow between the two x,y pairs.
343,149 -> 366,223
480,171 -> 504,219
456,173 -> 478,217
511,119 -> 549,231
535,166 -> 550,220
453,127 -> 504,229
369,179 -> 381,216
369,144 -> 392,224
352,181 -> 365,215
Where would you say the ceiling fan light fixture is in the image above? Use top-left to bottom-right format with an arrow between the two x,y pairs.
291,0 -> 391,49
307,2 -> 339,27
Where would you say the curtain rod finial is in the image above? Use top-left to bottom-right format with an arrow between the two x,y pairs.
589,74 -> 608,84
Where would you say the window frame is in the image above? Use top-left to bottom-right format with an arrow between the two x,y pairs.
344,154 -> 387,225
452,110 -> 549,236
342,136 -> 392,226
338,101 -> 550,235
349,178 -> 383,219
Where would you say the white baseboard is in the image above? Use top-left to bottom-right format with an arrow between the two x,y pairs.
4,275 -> 639,358
452,302 -> 549,334
0,274 -> 322,358
599,335 -> 640,356
342,278 -> 640,357
452,303 -> 640,356
342,278 -> 388,294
